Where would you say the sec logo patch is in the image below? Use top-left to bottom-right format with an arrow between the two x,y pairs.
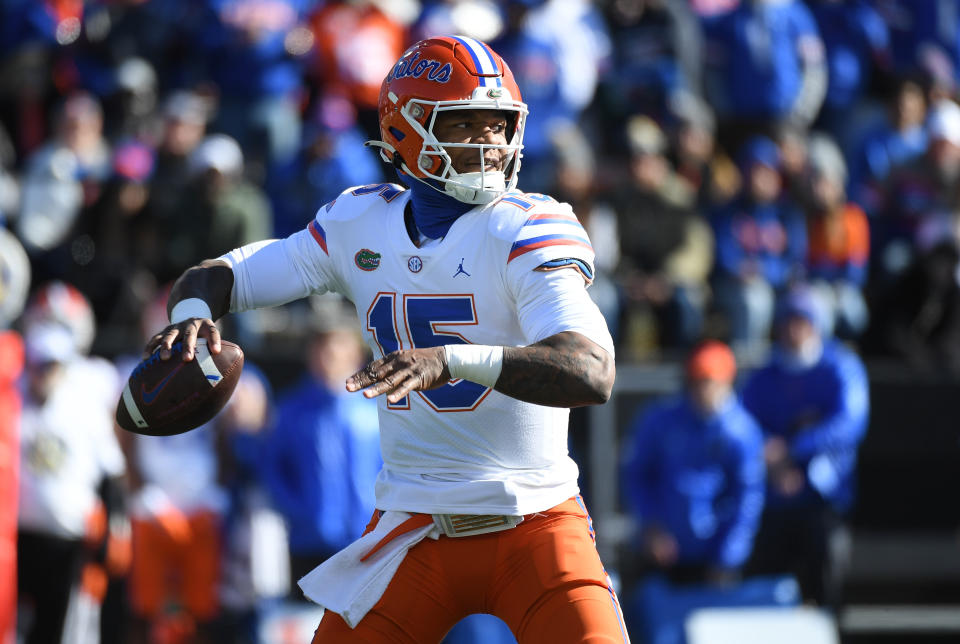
408,256 -> 423,273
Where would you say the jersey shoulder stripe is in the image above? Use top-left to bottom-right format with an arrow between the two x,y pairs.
507,211 -> 593,262
508,235 -> 593,262
308,220 -> 328,255
484,192 -> 564,242
525,212 -> 580,224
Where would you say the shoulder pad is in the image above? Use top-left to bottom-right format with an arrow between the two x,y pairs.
507,206 -> 591,264
488,191 -> 595,281
306,183 -> 408,256
322,183 -> 408,221
486,191 -> 574,240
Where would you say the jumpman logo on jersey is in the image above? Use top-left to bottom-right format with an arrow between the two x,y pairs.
453,258 -> 471,278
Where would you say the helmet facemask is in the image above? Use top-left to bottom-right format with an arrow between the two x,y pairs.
399,91 -> 527,205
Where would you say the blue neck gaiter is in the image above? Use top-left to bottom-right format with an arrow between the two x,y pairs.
397,171 -> 473,239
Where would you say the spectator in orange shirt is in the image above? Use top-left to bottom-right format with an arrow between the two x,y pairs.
804,134 -> 870,339
307,0 -> 408,141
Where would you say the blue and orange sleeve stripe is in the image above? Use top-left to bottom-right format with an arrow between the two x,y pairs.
308,220 -> 328,255
507,213 -> 593,263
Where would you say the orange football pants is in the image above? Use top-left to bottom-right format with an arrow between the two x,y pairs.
311,496 -> 630,643
129,511 -> 221,621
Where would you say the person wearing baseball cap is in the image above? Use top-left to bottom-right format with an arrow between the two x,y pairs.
621,340 -> 765,639
741,286 -> 869,606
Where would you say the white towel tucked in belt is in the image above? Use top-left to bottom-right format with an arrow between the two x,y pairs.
298,510 -> 441,628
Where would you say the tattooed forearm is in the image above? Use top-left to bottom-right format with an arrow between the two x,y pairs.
496,332 -> 615,408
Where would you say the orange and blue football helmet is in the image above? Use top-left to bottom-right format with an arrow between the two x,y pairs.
369,36 -> 528,204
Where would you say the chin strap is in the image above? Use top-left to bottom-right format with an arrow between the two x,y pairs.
442,170 -> 505,204
366,140 -> 506,205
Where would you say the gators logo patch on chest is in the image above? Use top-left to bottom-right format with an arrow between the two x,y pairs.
355,249 -> 381,271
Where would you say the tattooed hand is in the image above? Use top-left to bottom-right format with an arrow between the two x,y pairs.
347,346 -> 451,404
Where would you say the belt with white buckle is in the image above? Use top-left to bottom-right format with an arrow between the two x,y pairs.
433,513 -> 523,538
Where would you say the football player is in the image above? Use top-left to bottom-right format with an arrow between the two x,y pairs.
148,36 -> 628,643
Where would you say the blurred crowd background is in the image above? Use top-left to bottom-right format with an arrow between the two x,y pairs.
1,0 -> 960,643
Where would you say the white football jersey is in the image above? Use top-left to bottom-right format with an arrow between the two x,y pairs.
19,357 -> 126,538
223,184 -> 613,515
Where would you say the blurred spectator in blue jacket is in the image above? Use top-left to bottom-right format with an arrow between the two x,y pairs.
622,340 -> 765,584
742,287 -> 869,605
266,93 -> 383,238
600,0 -> 703,129
523,0 -> 611,120
711,136 -> 807,351
197,0 -> 314,171
876,0 -> 960,87
848,74 -> 928,217
215,364 -> 291,642
807,0 -> 890,144
700,0 -> 826,154
261,297 -> 381,597
494,0 -> 610,193
0,0 -> 84,54
412,0 -> 505,44
873,98 -> 960,285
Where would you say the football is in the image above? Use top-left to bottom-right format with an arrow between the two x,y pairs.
116,338 -> 244,436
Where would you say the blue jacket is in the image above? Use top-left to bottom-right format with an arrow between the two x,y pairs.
878,0 -> 960,79
701,1 -> 823,119
711,197 -> 808,288
809,0 -> 889,110
741,341 -> 869,512
849,122 -> 927,208
197,0 -> 310,98
266,126 -> 383,238
262,375 -> 381,554
492,32 -> 572,164
621,395 -> 765,569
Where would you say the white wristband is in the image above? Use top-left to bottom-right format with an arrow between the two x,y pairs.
444,344 -> 503,388
170,298 -> 213,323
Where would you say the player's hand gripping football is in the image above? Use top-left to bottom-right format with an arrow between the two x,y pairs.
347,347 -> 451,403
144,317 -> 221,362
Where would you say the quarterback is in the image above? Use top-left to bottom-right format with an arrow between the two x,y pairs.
148,36 -> 628,642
